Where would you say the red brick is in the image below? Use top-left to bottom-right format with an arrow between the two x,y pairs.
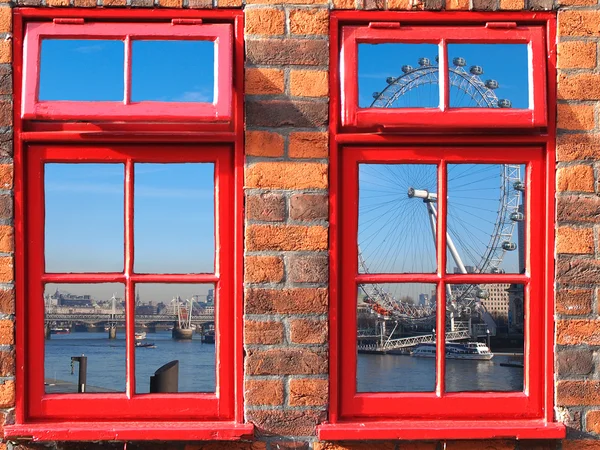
388,0 -> 412,8
289,378 -> 327,406
289,132 -> 328,159
289,9 -> 329,35
73,0 -> 96,6
0,288 -> 14,314
471,0 -> 498,9
557,104 -> 596,131
245,8 -> 285,36
288,254 -> 328,283
518,441 -> 559,450
246,225 -> 328,251
557,165 -> 595,193
247,409 -> 325,436
587,410 -> 600,434
245,320 -> 284,345
314,444 -> 397,450
445,441 -> 514,450
101,0 -> 126,5
290,194 -> 328,221
245,348 -> 328,375
0,319 -> 12,345
290,319 -> 328,344
268,442 -> 309,450
556,258 -> 600,284
245,379 -> 284,406
557,134 -> 600,162
558,74 -> 600,100
187,0 -> 212,7
246,100 -> 328,128
245,255 -> 285,283
158,0 -> 181,6
246,69 -> 285,96
185,443 -> 267,450
245,288 -> 328,314
0,226 -> 13,253
556,226 -> 594,254
557,195 -> 600,222
557,319 -> 600,345
290,70 -> 328,97
557,42 -> 597,69
246,39 -> 328,66
558,11 -> 600,37
563,441 -> 600,450
557,347 -> 593,376
0,350 -> 14,376
246,193 -> 286,222
0,102 -> 11,125
557,380 -> 600,405
556,288 -> 593,315
0,66 -> 11,96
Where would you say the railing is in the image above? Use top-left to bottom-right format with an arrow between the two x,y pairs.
357,329 -> 472,353
45,313 -> 214,324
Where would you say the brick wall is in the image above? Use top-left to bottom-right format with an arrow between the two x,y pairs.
2,0 -> 600,447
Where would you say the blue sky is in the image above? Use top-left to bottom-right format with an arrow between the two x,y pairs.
358,43 -> 529,109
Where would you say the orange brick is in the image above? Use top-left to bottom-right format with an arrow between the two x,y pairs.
0,380 -> 14,408
245,320 -> 284,345
0,41 -> 12,64
558,0 -> 596,6
290,70 -> 328,98
557,165 -> 595,192
245,162 -> 328,189
245,379 -> 284,406
246,68 -> 285,96
559,74 -> 600,100
73,0 -> 96,5
315,444 -> 397,450
247,0 -> 327,4
446,442 -> 515,450
217,0 -> 242,6
101,0 -> 127,5
245,225 -> 328,251
245,255 -> 284,283
557,104 -> 596,130
289,9 -> 329,35
557,380 -> 600,406
332,0 -> 355,7
47,0 -> 71,5
558,41 -> 597,69
186,443 -> 267,450
0,320 -> 13,345
556,288 -> 593,315
559,11 -> 600,37
563,441 -> 600,450
290,319 -> 328,344
158,0 -> 183,6
557,319 -> 600,345
0,165 -> 11,190
289,132 -> 328,159
245,8 -> 285,35
556,226 -> 594,254
246,131 -> 284,157
499,0 -> 524,9
0,257 -> 12,283
388,0 -> 412,8
557,134 -> 600,161
586,410 -> 600,434
0,8 -> 10,33
289,378 -> 327,406
0,226 -> 13,254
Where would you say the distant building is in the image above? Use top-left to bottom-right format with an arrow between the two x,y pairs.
52,289 -> 93,307
418,294 -> 429,306
480,284 -> 511,324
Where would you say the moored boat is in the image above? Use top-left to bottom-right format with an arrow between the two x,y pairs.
135,332 -> 147,340
50,327 -> 70,335
411,342 -> 493,360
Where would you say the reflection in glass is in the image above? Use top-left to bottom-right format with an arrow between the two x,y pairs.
45,164 -> 124,273
131,40 -> 215,103
44,283 -> 125,393
358,164 -> 437,274
447,44 -> 529,109
357,283 -> 436,392
358,44 -> 439,109
134,284 -> 215,393
445,284 -> 524,392
446,164 -> 526,275
134,163 -> 215,274
39,39 -> 124,101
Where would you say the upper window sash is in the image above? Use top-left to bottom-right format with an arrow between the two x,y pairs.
22,22 -> 233,122
340,24 -> 547,129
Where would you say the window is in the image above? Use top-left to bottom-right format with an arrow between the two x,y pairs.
321,12 -> 565,440
7,9 -> 248,441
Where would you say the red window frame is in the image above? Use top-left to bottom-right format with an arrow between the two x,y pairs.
322,11 -> 565,441
340,22 -> 547,130
7,8 -> 249,441
22,21 -> 232,122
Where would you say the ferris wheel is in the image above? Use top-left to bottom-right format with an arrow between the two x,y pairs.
358,55 -> 524,322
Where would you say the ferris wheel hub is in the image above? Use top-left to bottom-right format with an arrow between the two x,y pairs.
408,187 -> 437,202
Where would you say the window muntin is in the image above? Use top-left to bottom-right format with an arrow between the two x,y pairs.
23,22 -> 232,121
26,145 -> 234,421
342,25 -> 547,129
340,146 -> 544,420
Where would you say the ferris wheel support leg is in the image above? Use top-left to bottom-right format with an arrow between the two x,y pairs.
427,202 -> 468,274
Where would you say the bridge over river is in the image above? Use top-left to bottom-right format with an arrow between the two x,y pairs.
46,312 -> 214,327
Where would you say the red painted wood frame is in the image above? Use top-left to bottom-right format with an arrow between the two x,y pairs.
321,11 -> 564,440
8,9 -> 249,441
22,22 -> 232,122
340,24 -> 547,130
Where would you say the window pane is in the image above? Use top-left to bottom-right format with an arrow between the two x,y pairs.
45,164 -> 124,273
358,44 -> 440,109
446,164 -> 526,275
448,44 -> 529,109
359,164 -> 437,274
134,163 -> 215,274
357,283 -> 436,392
445,284 -> 524,392
39,39 -> 124,101
44,283 -> 126,393
131,40 -> 215,103
134,284 -> 215,393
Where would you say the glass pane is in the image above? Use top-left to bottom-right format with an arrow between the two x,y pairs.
448,44 -> 529,109
45,164 -> 124,273
134,284 -> 215,393
39,39 -> 124,101
358,44 -> 440,109
134,163 -> 215,274
359,164 -> 437,274
357,283 -> 436,392
445,284 -> 524,392
44,283 -> 125,393
446,164 -> 526,275
131,40 -> 215,103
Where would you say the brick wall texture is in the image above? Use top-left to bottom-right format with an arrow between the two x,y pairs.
3,0 -> 600,447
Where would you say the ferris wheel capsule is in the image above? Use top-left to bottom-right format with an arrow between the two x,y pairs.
470,65 -> 484,75
510,212 -> 524,221
502,241 -> 517,251
386,77 -> 397,84
418,57 -> 431,67
490,267 -> 506,274
453,57 -> 466,67
513,181 -> 525,191
401,65 -> 413,73
485,79 -> 499,89
372,92 -> 380,99
498,99 -> 512,108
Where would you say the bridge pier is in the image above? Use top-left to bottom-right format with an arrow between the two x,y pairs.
146,324 -> 156,334
108,325 -> 117,339
44,324 -> 51,340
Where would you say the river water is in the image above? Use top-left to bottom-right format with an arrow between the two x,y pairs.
46,332 -> 523,394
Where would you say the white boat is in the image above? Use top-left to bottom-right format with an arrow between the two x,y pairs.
411,342 -> 493,360
135,332 -> 147,341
